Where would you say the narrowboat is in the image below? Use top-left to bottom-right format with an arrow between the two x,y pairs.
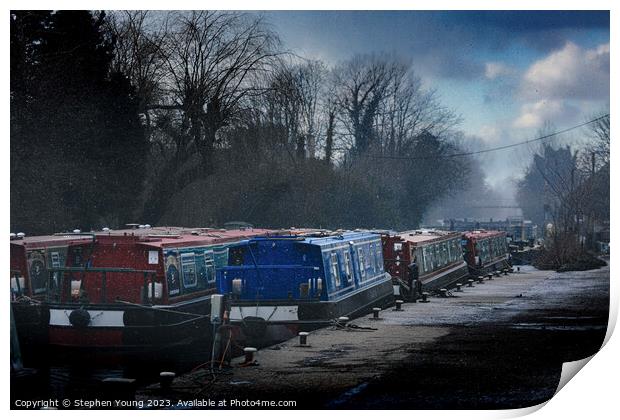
382,230 -> 468,300
10,232 -> 96,363
10,232 -> 95,299
11,226 -> 278,363
217,231 -> 394,346
462,230 -> 511,275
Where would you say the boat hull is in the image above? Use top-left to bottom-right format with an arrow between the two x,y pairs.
419,262 -> 469,292
13,297 -> 215,366
228,274 -> 395,348
468,256 -> 512,276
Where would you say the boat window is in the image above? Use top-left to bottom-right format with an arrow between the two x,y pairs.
230,248 -> 244,265
449,240 -> 455,262
358,248 -> 366,280
441,242 -> 448,266
330,252 -> 341,288
204,250 -> 215,284
50,252 -> 60,268
374,243 -> 383,271
343,250 -> 352,281
366,246 -> 373,270
181,253 -> 197,289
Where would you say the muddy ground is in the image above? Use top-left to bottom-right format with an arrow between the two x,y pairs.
137,263 -> 609,410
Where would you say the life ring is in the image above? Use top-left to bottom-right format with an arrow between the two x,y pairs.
69,309 -> 91,328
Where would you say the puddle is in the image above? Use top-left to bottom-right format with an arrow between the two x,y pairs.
510,323 -> 606,331
327,381 -> 370,407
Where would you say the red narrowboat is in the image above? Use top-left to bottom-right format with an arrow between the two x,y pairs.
11,226 -> 279,363
381,230 -> 468,300
461,230 -> 511,275
10,233 -> 96,359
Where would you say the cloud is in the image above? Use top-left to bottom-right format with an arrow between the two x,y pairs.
512,100 -> 581,129
484,62 -> 514,80
478,125 -> 501,143
520,42 -> 609,101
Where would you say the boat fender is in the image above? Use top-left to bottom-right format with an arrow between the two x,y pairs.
69,309 -> 91,328
241,316 -> 267,340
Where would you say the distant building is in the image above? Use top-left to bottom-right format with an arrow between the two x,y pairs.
426,217 -> 539,243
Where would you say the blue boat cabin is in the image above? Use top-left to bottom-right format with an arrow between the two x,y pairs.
218,232 -> 388,303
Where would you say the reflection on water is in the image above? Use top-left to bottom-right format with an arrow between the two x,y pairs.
11,344 -> 214,408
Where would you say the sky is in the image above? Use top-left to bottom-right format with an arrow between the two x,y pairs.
259,10 -> 610,197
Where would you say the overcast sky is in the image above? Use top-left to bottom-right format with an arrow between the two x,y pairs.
259,11 -> 610,195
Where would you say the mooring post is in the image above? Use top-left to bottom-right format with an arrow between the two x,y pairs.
159,372 -> 175,391
477,276 -> 484,284
372,307 -> 381,319
439,288 -> 447,298
394,300 -> 404,311
421,292 -> 429,303
467,279 -> 474,287
455,283 -> 462,292
517,266 -> 521,272
299,332 -> 309,346
337,316 -> 349,327
487,273 -> 493,281
243,347 -> 257,364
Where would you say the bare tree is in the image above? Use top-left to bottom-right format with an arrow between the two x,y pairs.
159,11 -> 281,174
107,11 -> 168,135
332,54 -> 397,155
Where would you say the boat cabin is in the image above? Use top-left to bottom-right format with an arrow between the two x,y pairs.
10,234 -> 95,298
462,230 -> 510,273
219,231 -> 389,303
382,230 -> 468,298
49,226 -> 278,306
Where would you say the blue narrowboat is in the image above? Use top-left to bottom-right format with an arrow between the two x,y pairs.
217,231 -> 394,345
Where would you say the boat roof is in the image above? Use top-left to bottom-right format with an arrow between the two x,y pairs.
244,231 -> 381,248
462,230 -> 507,240
10,226 -> 281,249
135,228 -> 278,248
10,234 -> 94,249
392,229 -> 461,246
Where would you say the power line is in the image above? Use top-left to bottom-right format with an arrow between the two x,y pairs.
372,114 -> 609,161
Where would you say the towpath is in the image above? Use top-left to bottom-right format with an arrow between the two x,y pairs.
137,263 -> 609,409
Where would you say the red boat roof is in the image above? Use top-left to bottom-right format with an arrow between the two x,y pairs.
462,230 -> 507,240
390,230 -> 461,246
9,226 -> 282,249
135,228 -> 277,248
10,234 -> 94,249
